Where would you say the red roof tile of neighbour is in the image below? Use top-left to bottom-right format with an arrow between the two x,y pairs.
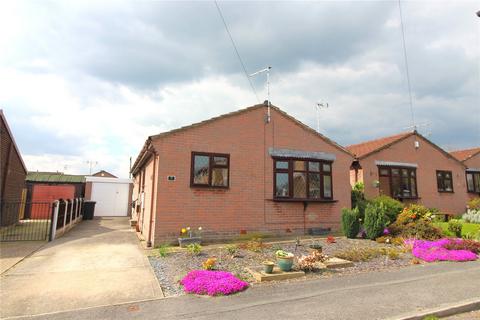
346,132 -> 413,158
450,147 -> 480,162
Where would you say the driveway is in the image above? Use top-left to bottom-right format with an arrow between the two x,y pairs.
0,241 -> 46,274
0,217 -> 162,318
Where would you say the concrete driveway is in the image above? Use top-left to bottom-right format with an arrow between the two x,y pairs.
0,217 -> 162,318
0,241 -> 46,274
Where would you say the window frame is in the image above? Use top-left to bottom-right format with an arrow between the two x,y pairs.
190,152 -> 230,189
436,170 -> 454,193
466,171 -> 480,194
273,157 -> 333,201
378,166 -> 418,199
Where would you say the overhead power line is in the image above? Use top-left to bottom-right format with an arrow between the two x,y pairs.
214,1 -> 260,103
398,0 -> 416,129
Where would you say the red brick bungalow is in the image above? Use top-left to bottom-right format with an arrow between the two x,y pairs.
130,103 -> 353,246
450,147 -> 480,199
347,131 -> 468,215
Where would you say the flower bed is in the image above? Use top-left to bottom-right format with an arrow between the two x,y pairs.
149,238 -> 413,296
407,239 -> 478,262
180,270 -> 248,296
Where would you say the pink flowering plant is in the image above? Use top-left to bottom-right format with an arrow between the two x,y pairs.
180,270 -> 249,296
405,238 -> 478,262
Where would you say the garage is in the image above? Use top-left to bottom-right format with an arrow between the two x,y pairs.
85,177 -> 132,217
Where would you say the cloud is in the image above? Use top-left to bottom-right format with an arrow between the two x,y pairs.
0,1 -> 478,177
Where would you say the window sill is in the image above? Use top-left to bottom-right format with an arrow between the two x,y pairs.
438,191 -> 454,194
269,198 -> 338,203
190,185 -> 229,190
394,196 -> 421,200
467,191 -> 480,194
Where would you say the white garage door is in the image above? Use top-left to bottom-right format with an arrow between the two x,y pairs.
91,182 -> 130,217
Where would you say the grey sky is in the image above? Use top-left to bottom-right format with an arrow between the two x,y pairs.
1,1 -> 479,177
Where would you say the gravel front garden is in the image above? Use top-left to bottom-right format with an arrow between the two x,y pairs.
149,237 -> 414,297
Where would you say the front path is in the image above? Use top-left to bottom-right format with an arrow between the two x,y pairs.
19,259 -> 480,320
0,218 -> 162,318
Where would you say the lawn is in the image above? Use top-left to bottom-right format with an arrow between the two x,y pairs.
434,222 -> 480,237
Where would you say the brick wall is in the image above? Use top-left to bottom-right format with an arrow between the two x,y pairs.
132,156 -> 157,242
464,153 -> 480,169
357,134 -> 468,214
1,115 -> 27,204
141,106 -> 353,245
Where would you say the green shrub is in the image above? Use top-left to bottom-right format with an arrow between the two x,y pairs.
448,219 -> 463,238
351,182 -> 369,219
155,244 -> 171,257
186,243 -> 202,255
341,207 -> 360,239
371,195 -> 404,224
225,244 -> 238,256
356,200 -> 370,221
390,217 -> 443,240
396,204 -> 433,225
364,203 -> 388,240
334,246 -> 402,262
238,238 -> 268,252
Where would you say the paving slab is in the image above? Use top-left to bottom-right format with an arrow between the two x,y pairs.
0,217 -> 162,318
324,257 -> 354,269
245,266 -> 305,282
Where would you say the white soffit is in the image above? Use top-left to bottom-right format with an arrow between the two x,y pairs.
375,160 -> 418,168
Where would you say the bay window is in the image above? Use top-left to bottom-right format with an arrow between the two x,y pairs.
274,158 -> 333,200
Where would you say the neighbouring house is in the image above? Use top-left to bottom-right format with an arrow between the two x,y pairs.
0,110 -> 28,226
450,147 -> 480,198
25,172 -> 85,219
84,176 -> 132,217
130,103 -> 353,246
347,131 -> 468,215
92,170 -> 118,178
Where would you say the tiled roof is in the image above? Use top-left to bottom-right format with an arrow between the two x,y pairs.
346,132 -> 413,158
26,172 -> 85,183
131,103 -> 353,174
450,147 -> 480,162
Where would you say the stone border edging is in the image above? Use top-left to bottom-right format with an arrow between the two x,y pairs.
387,297 -> 480,320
